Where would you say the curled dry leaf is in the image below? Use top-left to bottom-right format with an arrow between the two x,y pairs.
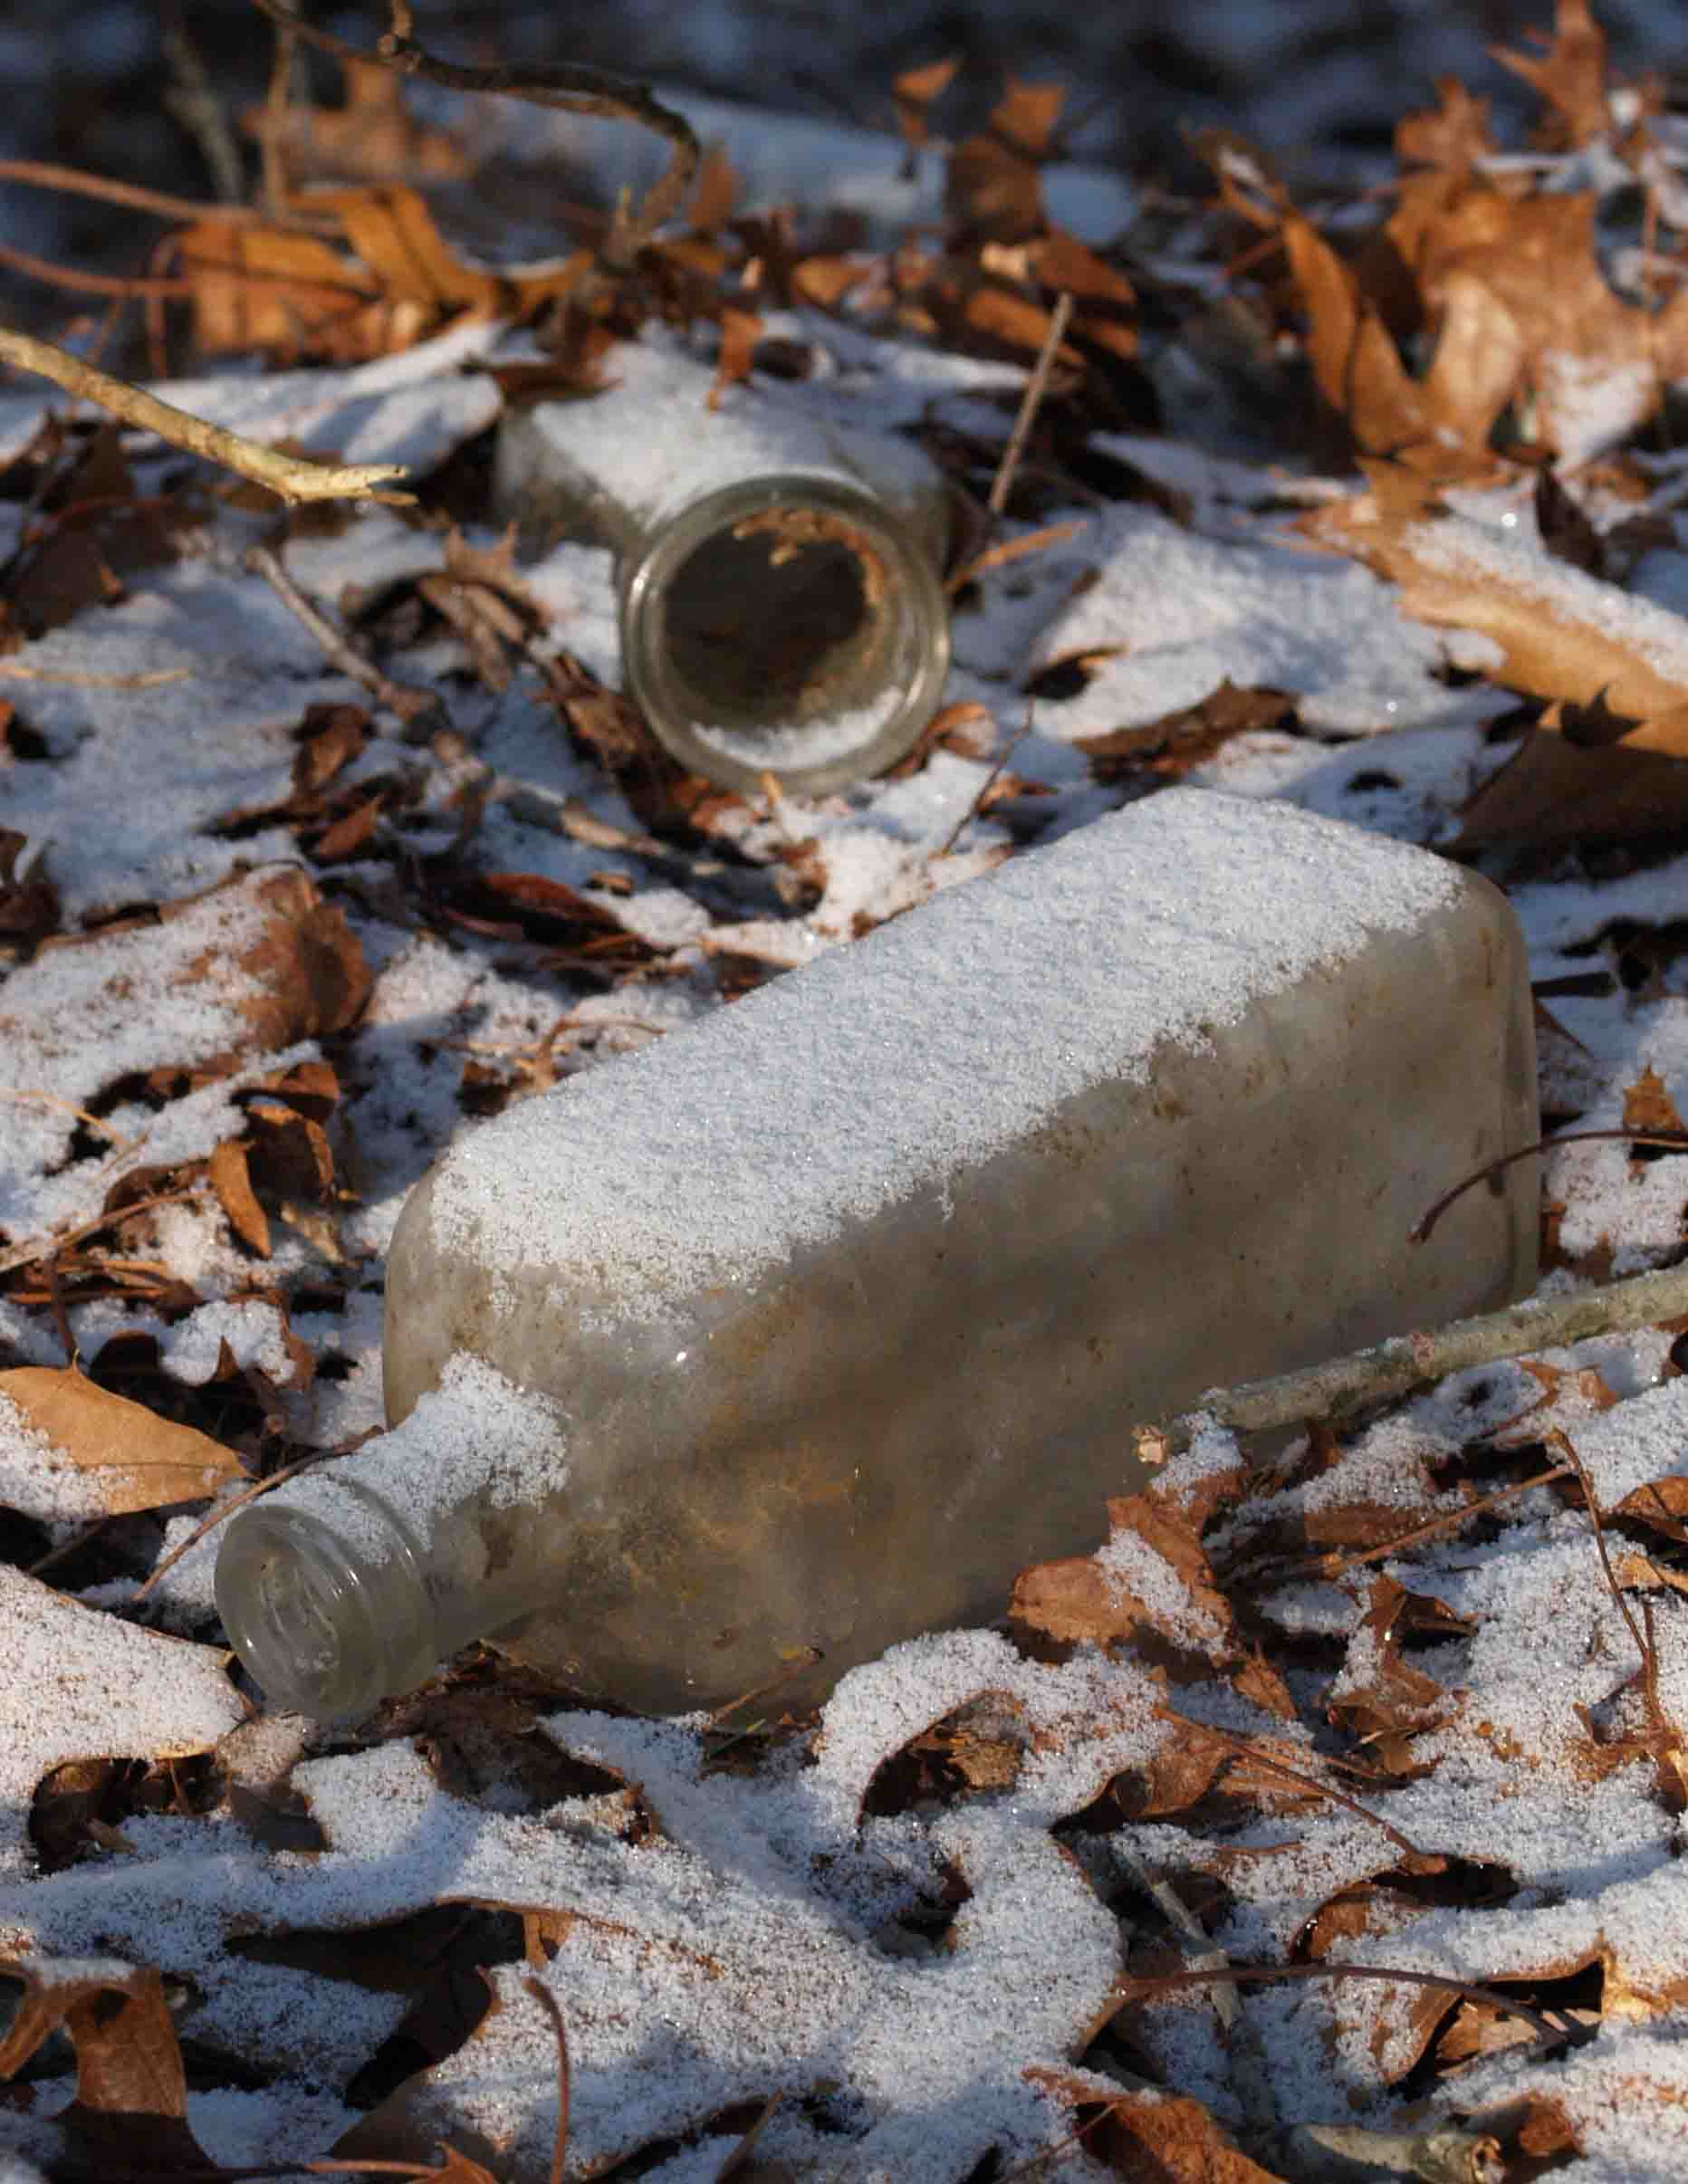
0,1365 -> 244,1517
1027,2071 -> 1290,2183
0,1952 -> 209,2173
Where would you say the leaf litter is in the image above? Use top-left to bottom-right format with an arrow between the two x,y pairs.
10,5 -> 1688,2180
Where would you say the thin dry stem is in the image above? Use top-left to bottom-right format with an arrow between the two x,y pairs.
0,157 -> 341,233
1108,1959 -> 1581,2050
1413,1127 -> 1688,1243
0,238 -> 192,301
0,1183 -> 208,1278
1139,1260 -> 1688,1458
1310,1461 -> 1575,1576
1152,1706 -> 1432,1863
938,703 -> 1033,856
523,1976 -> 571,2184
243,544 -> 440,723
0,662 -> 191,687
1549,1424 -> 1686,1812
0,326 -> 410,503
987,290 -> 1074,518
129,1451 -> 336,1605
246,0 -> 699,267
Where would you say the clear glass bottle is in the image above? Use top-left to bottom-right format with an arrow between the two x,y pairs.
491,336 -> 953,795
215,790 -> 1539,1720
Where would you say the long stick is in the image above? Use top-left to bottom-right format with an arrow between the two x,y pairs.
1136,1260 -> 1688,1459
0,324 -> 409,503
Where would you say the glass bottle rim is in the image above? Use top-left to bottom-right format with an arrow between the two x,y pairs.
619,469 -> 952,797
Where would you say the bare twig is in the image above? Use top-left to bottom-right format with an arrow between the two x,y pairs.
129,1449 -> 342,1605
1152,1707 -> 1434,1863
243,544 -> 441,730
0,157 -> 341,233
1108,1959 -> 1582,2050
246,0 -> 699,267
0,1183 -> 209,1278
160,5 -> 247,204
1413,1127 -> 1688,1243
987,290 -> 1073,518
938,702 -> 1034,856
0,662 -> 191,687
1309,1461 -> 1575,1577
0,239 -> 191,300
0,1087 -> 135,1149
0,326 -> 410,504
523,1977 -> 571,2184
1549,1425 -> 1687,1811
1137,1261 -> 1688,1460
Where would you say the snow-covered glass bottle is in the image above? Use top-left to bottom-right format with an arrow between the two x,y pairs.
491,337 -> 953,795
216,790 -> 1539,1719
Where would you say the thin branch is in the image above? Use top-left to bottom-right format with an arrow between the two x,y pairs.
0,326 -> 410,504
523,1977 -> 571,2184
1309,1461 -> 1575,1577
1413,1127 -> 1688,1244
987,290 -> 1074,518
245,0 -> 699,267
1137,1260 -> 1688,1460
0,662 -> 191,688
0,1183 -> 209,1278
938,702 -> 1033,856
1152,1707 -> 1433,1863
1108,1959 -> 1582,2050
0,238 -> 192,300
243,544 -> 441,728
129,1450 -> 336,1604
0,157 -> 341,233
1549,1425 -> 1686,1811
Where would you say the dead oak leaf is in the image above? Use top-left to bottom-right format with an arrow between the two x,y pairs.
0,1365 -> 244,1517
1491,0 -> 1612,148
0,1953 -> 210,2174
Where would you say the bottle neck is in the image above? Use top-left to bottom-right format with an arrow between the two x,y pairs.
215,1475 -> 443,1719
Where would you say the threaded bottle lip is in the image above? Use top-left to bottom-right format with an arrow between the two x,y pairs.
215,1481 -> 436,1719
619,470 -> 951,796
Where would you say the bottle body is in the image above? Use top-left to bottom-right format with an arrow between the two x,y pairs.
218,790 -> 1539,1719
491,336 -> 953,794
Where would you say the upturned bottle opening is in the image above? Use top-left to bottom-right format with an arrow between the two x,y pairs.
619,472 -> 952,795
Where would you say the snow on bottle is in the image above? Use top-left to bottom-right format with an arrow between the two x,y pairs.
215,790 -> 1539,1719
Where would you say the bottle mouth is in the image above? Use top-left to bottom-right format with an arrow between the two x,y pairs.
619,473 -> 952,796
216,1503 -> 407,1719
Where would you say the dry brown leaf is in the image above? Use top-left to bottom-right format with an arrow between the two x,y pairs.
1491,0 -> 1611,147
991,78 -> 1065,161
710,305 -> 763,407
1457,728 -> 1688,848
1395,74 -> 1497,172
241,56 -> 469,186
163,865 -> 373,1046
0,1953 -> 209,2172
1280,211 -> 1429,454
687,146 -> 742,234
1027,2072 -> 1290,2182
1326,1577 -> 1454,1776
291,700 -> 372,795
1624,1064 -> 1686,1139
893,56 -> 961,152
175,217 -> 412,364
208,1137 -> 272,1259
1309,496 -> 1688,721
0,1365 -> 244,1514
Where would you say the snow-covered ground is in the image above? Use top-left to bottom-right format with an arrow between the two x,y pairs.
5,22 -> 1688,2184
